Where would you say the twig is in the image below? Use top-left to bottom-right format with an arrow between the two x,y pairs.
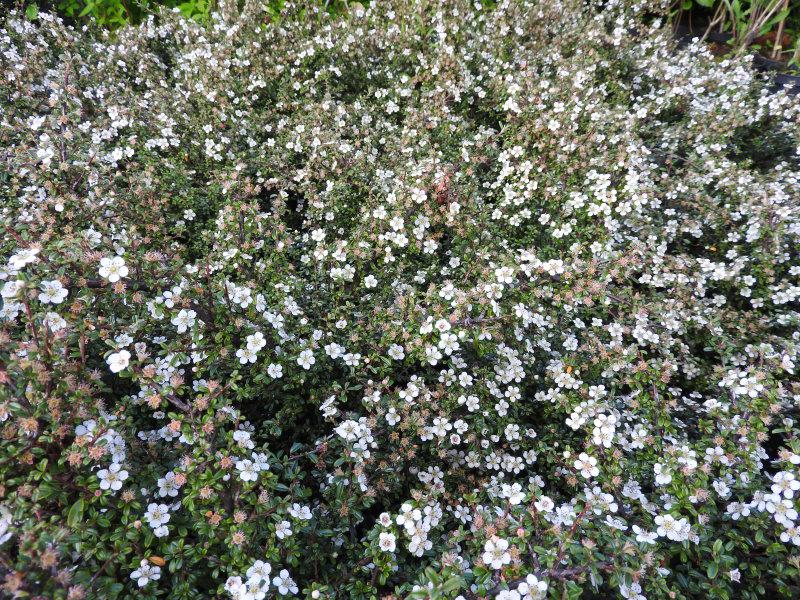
772,0 -> 789,59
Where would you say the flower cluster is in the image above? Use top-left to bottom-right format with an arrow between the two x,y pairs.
1,0 -> 800,598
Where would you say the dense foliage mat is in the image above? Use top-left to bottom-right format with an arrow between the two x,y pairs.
1,1 -> 800,598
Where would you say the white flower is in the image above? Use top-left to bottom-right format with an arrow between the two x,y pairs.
237,459 -> 259,483
83,228 -> 101,247
297,349 -> 315,370
107,350 -> 131,373
0,506 -> 12,546
38,280 -> 68,304
379,531 -> 396,552
482,537 -> 511,569
98,256 -> 128,283
364,275 -> 377,288
233,429 -> 254,449
131,559 -> 161,588
246,331 -> 267,352
289,503 -> 312,520
620,581 -> 645,600
268,363 -> 284,378
655,514 -> 689,541
654,463 -> 672,486
236,347 -> 258,365
767,496 -> 798,527
780,524 -> 800,545
772,471 -> 800,499
157,472 -> 180,497
325,342 -> 344,359
316,396 -> 337,419
517,574 -> 548,599
171,309 -> 196,333
574,452 -> 599,478
734,375 -> 763,398
8,248 -> 39,270
275,520 -> 292,539
153,525 -> 169,538
252,452 -> 271,472
725,501 -> 750,521
504,482 -> 525,505
225,576 -> 243,595
43,312 -> 67,332
246,560 -> 272,584
335,420 -> 363,442
386,407 -> 400,426
115,333 -> 133,347
272,569 -> 298,595
495,266 -> 515,284
97,463 -> 128,492
145,503 -> 171,528
632,525 -> 657,545
1,280 -> 24,299
0,301 -> 22,321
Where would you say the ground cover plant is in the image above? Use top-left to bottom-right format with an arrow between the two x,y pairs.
1,0 -> 800,598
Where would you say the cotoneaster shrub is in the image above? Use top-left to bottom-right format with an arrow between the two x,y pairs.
1,1 -> 800,598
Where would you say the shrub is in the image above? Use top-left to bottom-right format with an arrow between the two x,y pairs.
1,1 -> 800,598
23,0 -> 214,28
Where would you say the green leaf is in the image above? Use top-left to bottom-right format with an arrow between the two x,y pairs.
78,1 -> 96,18
759,9 -> 790,37
179,3 -> 197,18
441,576 -> 465,594
25,4 -> 38,19
566,581 -> 583,600
732,0 -> 743,20
67,498 -> 85,528
707,563 -> 719,579
423,566 -> 440,584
